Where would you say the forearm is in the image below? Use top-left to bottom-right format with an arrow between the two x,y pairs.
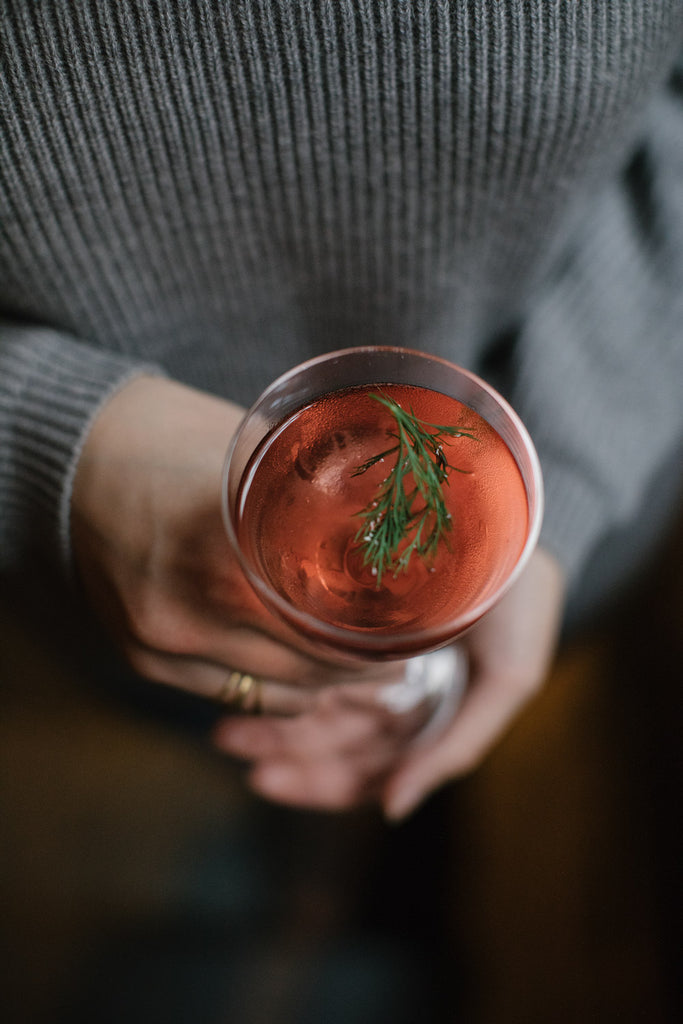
0,320 -> 161,571
503,63 -> 683,585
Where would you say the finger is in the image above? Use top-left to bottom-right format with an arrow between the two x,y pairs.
247,756 -> 384,812
380,669 -> 536,820
128,632 -> 411,711
121,644 -> 321,713
213,695 -> 401,762
124,624 -> 329,691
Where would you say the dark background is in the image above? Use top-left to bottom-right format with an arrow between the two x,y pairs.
1,511 -> 680,1024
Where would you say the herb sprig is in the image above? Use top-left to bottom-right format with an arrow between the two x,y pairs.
352,393 -> 477,586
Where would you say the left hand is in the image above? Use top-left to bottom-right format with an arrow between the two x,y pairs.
212,547 -> 566,816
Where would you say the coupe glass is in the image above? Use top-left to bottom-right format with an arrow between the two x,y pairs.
222,346 -> 543,742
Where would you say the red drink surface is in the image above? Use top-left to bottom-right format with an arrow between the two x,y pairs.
235,384 -> 528,644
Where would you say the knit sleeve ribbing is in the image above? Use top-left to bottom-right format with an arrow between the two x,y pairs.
507,61 -> 683,584
0,322 -> 162,573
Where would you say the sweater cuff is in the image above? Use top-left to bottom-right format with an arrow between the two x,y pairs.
0,323 -> 163,573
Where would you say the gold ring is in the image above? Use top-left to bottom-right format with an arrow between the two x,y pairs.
216,671 -> 263,714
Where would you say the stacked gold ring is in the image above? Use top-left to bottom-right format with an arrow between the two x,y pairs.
217,670 -> 263,714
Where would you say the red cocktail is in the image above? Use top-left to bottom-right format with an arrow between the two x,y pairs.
223,347 -> 542,661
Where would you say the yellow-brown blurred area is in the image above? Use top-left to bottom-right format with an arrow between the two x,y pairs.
2,516 -> 680,1024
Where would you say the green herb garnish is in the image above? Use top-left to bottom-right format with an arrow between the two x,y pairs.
352,392 -> 477,586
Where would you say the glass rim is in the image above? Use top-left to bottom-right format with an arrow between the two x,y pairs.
222,346 -> 544,657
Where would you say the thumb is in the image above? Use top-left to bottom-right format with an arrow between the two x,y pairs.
380,668 -> 535,820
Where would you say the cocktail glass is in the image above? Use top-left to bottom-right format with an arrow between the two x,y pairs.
222,346 -> 543,742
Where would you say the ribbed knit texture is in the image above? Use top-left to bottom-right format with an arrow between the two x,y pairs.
1,0 -> 682,578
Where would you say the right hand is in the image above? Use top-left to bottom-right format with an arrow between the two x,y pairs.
215,548 -> 565,815
70,375 -> 353,702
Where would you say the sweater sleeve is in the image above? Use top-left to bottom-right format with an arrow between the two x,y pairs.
0,322 -> 162,573
504,59 -> 683,585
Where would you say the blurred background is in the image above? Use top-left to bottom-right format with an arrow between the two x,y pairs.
1,509 -> 681,1024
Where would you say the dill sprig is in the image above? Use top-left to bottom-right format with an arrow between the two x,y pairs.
352,392 -> 478,586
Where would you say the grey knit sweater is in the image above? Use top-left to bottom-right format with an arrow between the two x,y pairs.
1,1 -> 682,588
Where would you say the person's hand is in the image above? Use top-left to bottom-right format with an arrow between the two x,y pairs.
72,378 -> 565,817
70,374 -> 454,790
380,546 -> 565,817
213,548 -> 566,816
70,375 -> 393,703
